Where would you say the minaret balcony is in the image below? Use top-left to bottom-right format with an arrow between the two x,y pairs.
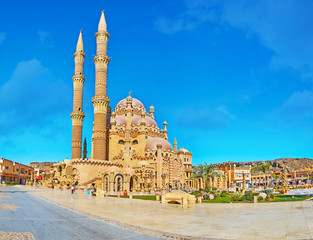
70,111 -> 85,126
94,55 -> 110,64
74,52 -> 86,58
72,75 -> 85,82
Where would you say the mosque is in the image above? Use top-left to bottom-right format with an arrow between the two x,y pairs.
52,12 -> 200,193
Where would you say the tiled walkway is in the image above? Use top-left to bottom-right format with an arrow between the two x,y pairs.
21,186 -> 313,240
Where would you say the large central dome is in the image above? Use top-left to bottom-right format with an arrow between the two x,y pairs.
116,97 -> 145,109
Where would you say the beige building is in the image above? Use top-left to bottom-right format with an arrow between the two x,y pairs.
51,12 -> 194,194
218,162 -> 251,188
0,156 -> 34,184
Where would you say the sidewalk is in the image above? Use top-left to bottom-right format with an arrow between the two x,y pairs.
19,186 -> 313,240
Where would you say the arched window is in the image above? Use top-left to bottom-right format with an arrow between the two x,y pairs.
133,140 -> 138,145
118,140 -> 125,144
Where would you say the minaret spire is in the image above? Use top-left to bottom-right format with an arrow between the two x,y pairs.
70,31 -> 86,159
83,137 -> 87,159
91,11 -> 110,160
76,30 -> 83,52
174,138 -> 177,152
98,10 -> 107,32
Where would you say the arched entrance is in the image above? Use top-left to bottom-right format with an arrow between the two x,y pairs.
114,174 -> 123,192
130,175 -> 137,192
103,174 -> 109,192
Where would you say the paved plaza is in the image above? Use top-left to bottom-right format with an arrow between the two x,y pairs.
0,187 -> 162,240
15,186 -> 313,240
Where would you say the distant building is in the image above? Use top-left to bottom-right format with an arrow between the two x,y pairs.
0,156 -> 34,184
218,162 -> 251,188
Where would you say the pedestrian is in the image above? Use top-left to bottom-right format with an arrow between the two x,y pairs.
71,185 -> 75,194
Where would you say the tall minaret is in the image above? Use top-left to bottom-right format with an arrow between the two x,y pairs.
91,11 -> 110,160
70,31 -> 85,159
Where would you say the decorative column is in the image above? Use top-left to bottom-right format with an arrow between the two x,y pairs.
156,143 -> 162,189
71,31 -> 85,159
125,130 -> 131,167
91,11 -> 110,161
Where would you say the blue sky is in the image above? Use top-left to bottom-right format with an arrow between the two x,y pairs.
1,0 -> 313,165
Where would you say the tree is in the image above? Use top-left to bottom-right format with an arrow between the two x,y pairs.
272,173 -> 280,187
251,162 -> 271,187
190,163 -> 225,189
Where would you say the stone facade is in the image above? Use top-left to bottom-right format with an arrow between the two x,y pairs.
50,11 -> 195,194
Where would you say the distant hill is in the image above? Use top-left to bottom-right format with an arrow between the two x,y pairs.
29,162 -> 56,168
234,158 -> 313,172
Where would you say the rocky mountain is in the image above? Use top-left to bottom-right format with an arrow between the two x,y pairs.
235,158 -> 313,172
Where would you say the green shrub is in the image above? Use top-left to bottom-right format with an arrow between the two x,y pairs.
220,193 -> 227,197
5,181 -> 18,185
244,191 -> 253,202
239,196 -> 245,201
222,190 -> 227,194
212,187 -> 217,191
258,196 -> 264,201
260,189 -> 273,194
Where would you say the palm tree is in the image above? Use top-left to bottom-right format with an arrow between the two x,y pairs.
190,163 -> 225,189
251,162 -> 271,187
272,173 -> 280,187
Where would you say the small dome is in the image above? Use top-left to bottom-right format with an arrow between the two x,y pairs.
178,147 -> 189,153
131,115 -> 158,127
62,159 -> 72,165
116,97 -> 145,109
137,161 -> 150,167
107,166 -> 122,173
146,137 -> 173,151
110,115 -> 126,126
123,167 -> 135,174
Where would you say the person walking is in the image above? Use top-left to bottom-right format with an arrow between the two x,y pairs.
71,185 -> 75,194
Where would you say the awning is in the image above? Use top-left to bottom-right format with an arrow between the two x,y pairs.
36,176 -> 42,180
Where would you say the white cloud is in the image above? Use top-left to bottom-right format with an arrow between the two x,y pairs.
38,31 -> 49,43
37,31 -> 54,47
0,32 -> 6,44
273,90 -> 313,123
0,58 -> 70,133
0,58 -> 71,163
155,0 -> 313,78
154,0 -> 217,34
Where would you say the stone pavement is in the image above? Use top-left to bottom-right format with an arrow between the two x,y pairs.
0,187 -> 163,240
19,186 -> 313,240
